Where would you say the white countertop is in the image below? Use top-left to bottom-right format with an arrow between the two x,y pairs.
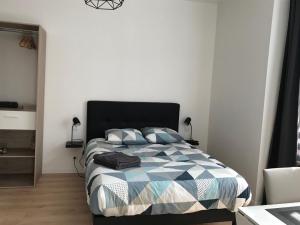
239,202 -> 300,225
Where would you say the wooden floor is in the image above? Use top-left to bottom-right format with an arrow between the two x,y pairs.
0,174 -> 230,225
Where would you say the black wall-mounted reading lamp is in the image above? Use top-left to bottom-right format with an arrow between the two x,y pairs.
71,117 -> 81,142
184,117 -> 193,140
184,117 -> 199,146
66,117 -> 84,148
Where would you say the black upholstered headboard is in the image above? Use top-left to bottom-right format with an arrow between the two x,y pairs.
86,101 -> 180,143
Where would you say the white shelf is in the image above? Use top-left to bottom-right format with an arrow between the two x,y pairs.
0,110 -> 36,130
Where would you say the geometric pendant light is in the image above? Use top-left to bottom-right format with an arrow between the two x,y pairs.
84,0 -> 125,10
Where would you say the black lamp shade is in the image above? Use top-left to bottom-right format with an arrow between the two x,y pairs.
184,117 -> 191,126
73,117 -> 81,126
85,0 -> 124,10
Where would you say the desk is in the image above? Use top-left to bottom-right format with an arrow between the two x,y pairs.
237,202 -> 300,225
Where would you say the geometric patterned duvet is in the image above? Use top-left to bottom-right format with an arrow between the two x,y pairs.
85,139 -> 251,217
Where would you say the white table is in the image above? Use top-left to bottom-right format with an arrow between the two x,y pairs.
237,202 -> 300,225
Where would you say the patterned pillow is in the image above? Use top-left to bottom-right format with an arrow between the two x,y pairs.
142,127 -> 184,144
105,128 -> 148,145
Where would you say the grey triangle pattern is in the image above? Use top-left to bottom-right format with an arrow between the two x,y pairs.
103,185 -> 128,208
105,128 -> 147,145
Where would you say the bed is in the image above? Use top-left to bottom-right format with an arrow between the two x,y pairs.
85,101 -> 251,225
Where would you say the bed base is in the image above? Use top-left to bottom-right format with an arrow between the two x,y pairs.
93,209 -> 236,225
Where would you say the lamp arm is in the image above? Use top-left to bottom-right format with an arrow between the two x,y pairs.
71,124 -> 75,142
190,124 -> 193,140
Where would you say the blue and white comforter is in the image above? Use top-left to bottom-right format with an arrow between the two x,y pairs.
85,139 -> 251,217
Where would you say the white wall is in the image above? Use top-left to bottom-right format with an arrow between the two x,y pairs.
0,32 -> 37,105
0,0 -> 218,173
208,0 -> 275,201
255,0 -> 290,204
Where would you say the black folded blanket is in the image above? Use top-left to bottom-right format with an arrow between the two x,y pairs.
93,152 -> 141,170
